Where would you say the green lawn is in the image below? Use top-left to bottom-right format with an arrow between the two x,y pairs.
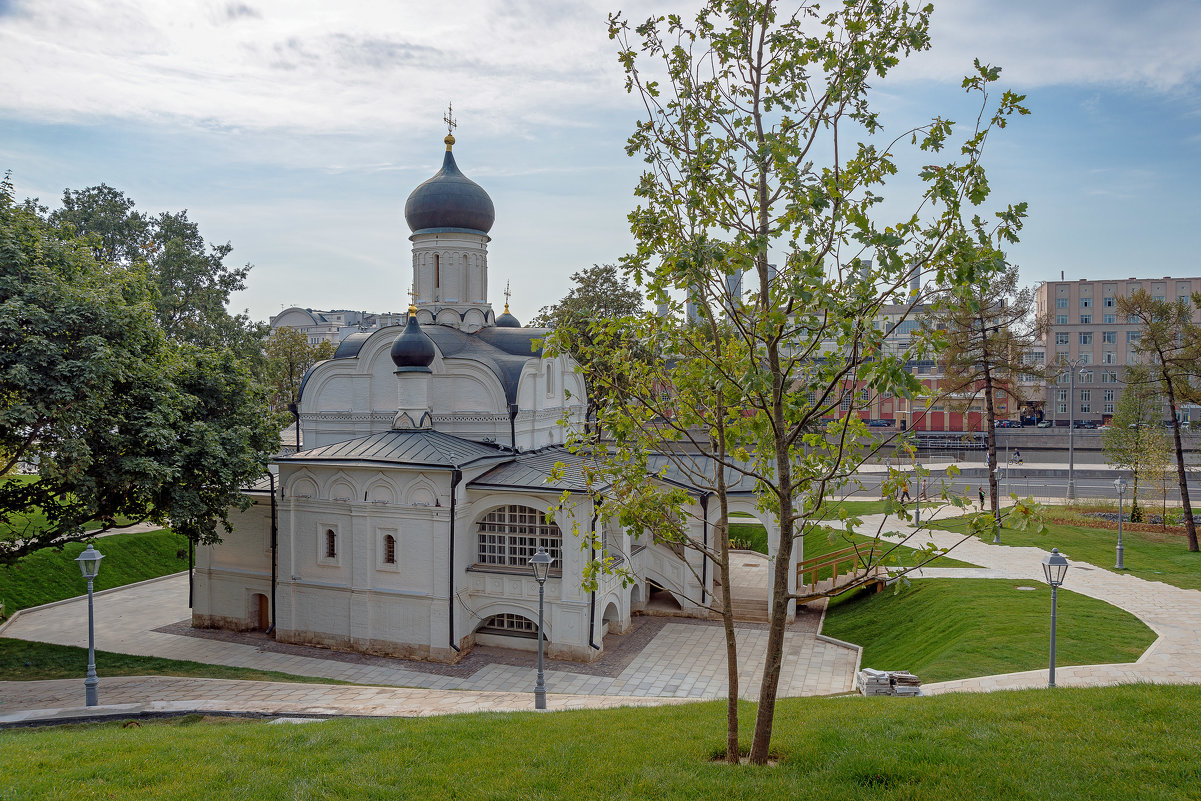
927,514 -> 1201,591
823,579 -> 1155,683
728,520 -> 977,575
0,638 -> 346,685
0,529 -> 189,614
1,684 -> 1198,799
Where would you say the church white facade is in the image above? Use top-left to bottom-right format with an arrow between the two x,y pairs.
189,130 -> 757,663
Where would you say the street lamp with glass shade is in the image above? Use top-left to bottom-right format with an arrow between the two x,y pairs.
74,544 -> 104,706
1041,547 -> 1069,688
528,546 -> 554,710
1114,477 -> 1127,570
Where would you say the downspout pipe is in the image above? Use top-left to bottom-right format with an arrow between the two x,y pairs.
448,468 -> 463,653
588,499 -> 601,651
266,471 -> 279,636
508,402 -> 519,453
700,493 -> 710,606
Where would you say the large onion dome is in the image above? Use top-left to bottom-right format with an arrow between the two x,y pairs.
390,309 -> 436,371
404,135 -> 495,234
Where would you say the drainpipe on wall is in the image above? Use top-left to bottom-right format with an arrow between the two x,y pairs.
699,493 -> 710,606
266,471 -> 278,636
508,402 -> 519,453
588,499 -> 601,651
188,539 -> 194,609
448,468 -> 463,652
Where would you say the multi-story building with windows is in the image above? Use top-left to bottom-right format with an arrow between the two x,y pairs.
1035,276 -> 1201,425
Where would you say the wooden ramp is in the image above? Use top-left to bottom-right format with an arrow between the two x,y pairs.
796,543 -> 887,602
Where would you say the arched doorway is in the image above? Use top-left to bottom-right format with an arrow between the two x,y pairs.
645,580 -> 683,613
251,593 -> 269,631
473,612 -> 545,652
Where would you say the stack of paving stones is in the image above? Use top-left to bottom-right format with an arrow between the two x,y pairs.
856,668 -> 922,696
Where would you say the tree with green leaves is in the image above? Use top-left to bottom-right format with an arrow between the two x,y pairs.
265,326 -> 335,414
1102,366 -> 1164,522
0,175 -> 280,563
1117,290 -> 1199,551
531,264 -> 645,429
930,254 -> 1039,530
49,184 -> 267,362
585,0 -> 1030,764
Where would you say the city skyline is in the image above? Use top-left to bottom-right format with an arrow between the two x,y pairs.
2,0 -> 1200,323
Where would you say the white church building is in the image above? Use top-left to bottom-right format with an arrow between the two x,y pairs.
192,130 -> 796,663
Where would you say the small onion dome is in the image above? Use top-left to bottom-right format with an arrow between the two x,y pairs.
495,302 -> 521,328
404,137 -> 495,234
390,311 -> 436,371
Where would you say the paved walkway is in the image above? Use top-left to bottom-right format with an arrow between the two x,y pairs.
857,508 -> 1201,694
0,572 -> 858,720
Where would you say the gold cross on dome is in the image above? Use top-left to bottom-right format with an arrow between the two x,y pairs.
503,280 -> 512,312
443,103 -> 457,136
407,286 -> 418,314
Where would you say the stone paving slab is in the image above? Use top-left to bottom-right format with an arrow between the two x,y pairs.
0,676 -> 687,725
0,574 -> 858,706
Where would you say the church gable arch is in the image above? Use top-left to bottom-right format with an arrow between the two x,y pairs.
404,474 -> 440,507
288,475 -> 319,500
323,471 -> 358,502
365,477 -> 397,504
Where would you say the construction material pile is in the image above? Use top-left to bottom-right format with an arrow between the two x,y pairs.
856,668 -> 922,696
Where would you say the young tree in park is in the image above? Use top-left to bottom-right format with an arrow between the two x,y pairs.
0,176 -> 280,563
931,256 -> 1039,529
1102,366 -> 1164,522
599,1 -> 1029,764
265,326 -> 335,414
49,184 -> 267,362
1117,290 -> 1200,551
531,264 -> 645,429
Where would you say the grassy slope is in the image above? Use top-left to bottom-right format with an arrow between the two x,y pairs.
0,685 -> 1198,800
0,639 -> 344,685
823,579 -> 1155,683
0,529 -> 188,613
928,515 -> 1201,591
728,520 -> 976,572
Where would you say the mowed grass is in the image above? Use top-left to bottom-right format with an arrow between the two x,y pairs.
728,520 -> 977,576
927,514 -> 1201,591
0,529 -> 188,613
823,579 -> 1155,683
0,638 -> 345,685
1,684 -> 1199,800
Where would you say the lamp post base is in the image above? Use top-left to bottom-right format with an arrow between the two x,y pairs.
1115,544 -> 1125,570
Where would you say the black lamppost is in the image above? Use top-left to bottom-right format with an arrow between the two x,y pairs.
75,544 -> 104,706
1041,548 -> 1069,688
1114,477 -> 1127,569
528,546 -> 554,710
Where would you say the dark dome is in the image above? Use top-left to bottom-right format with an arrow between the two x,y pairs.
390,313 -> 436,371
405,145 -> 495,234
496,306 -> 521,328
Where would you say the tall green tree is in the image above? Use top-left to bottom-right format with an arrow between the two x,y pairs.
531,264 -> 645,429
930,255 -> 1039,529
599,0 -> 1029,764
49,184 -> 267,362
1117,289 -> 1199,551
265,326 -> 335,414
0,176 -> 280,563
1103,365 -> 1164,520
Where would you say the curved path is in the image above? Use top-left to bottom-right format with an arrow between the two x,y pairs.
857,510 -> 1201,694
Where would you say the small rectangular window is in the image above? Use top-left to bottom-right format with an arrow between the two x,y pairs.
1104,297 -> 1115,307
1079,314 -> 1091,324
1056,315 -> 1069,325
1080,297 -> 1092,308
1056,333 -> 1069,345
1103,314 -> 1116,324
1056,298 -> 1068,309
1079,332 -> 1093,345
1102,331 -> 1116,344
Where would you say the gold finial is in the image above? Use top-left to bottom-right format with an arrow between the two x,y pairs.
443,102 -> 457,151
407,286 -> 418,316
503,280 -> 512,313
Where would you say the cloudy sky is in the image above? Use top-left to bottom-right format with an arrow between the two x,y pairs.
2,0 -> 1200,323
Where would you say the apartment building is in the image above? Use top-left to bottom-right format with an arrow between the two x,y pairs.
1035,276 -> 1201,424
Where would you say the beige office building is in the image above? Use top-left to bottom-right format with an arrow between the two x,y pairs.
1035,276 -> 1201,424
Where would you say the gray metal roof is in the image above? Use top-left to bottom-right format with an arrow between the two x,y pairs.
469,447 -> 598,493
280,429 -> 510,469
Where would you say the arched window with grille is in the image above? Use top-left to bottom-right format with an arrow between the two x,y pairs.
325,529 -> 337,559
383,534 -> 396,564
476,505 -> 562,568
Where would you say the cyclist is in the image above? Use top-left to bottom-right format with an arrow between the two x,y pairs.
1012,449 -> 1023,465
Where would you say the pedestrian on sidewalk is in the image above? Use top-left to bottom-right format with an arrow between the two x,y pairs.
979,486 -> 986,511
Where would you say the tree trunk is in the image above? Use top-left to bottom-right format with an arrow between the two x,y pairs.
982,362 -> 1000,529
1162,376 -> 1198,551
714,498 -> 740,762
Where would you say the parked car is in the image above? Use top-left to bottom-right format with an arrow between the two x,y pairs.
1072,420 -> 1098,429
866,419 -> 895,427
1036,420 -> 1053,428
994,420 -> 1021,428
1098,424 -> 1114,431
